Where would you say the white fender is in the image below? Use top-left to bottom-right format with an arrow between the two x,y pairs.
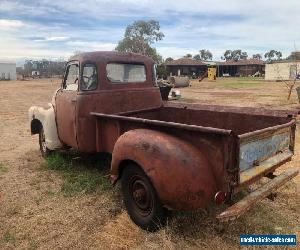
28,103 -> 63,150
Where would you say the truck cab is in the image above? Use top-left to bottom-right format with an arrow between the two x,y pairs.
29,51 -> 162,154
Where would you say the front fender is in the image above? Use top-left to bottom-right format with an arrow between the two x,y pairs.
111,129 -> 217,210
28,104 -> 62,150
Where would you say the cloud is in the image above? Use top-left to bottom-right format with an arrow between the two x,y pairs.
34,36 -> 70,42
66,41 -> 117,51
0,0 -> 299,60
0,19 -> 24,29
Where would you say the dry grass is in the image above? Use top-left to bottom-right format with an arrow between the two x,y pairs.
0,78 -> 299,249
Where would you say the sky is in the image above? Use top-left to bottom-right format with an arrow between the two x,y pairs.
0,0 -> 299,63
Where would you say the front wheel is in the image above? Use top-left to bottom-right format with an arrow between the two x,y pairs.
121,163 -> 169,231
39,127 -> 51,157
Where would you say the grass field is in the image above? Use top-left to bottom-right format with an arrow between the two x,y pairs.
0,77 -> 299,249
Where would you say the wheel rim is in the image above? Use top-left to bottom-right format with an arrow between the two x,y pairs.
129,175 -> 153,216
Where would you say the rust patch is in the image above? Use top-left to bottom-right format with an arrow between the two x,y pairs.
217,168 -> 299,222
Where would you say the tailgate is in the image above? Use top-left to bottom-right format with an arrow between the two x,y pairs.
238,120 -> 296,185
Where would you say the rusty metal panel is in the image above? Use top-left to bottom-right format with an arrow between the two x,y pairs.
239,128 -> 291,171
91,112 -> 232,135
239,150 -> 293,184
110,129 -> 218,210
76,87 -> 162,152
217,168 -> 299,222
55,90 -> 78,148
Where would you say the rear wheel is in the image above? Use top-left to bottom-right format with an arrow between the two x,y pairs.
39,127 -> 51,157
121,163 -> 168,231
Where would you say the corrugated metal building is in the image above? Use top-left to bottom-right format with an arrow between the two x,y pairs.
0,61 -> 17,80
265,61 -> 300,81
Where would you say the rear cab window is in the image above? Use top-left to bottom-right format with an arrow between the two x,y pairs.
106,63 -> 146,83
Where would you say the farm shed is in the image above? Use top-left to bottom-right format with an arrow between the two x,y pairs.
217,59 -> 265,77
166,58 -> 207,77
0,61 -> 17,80
265,60 -> 300,81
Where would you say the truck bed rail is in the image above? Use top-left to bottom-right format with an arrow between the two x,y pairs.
91,112 -> 233,135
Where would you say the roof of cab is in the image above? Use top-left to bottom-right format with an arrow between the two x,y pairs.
69,51 -> 154,64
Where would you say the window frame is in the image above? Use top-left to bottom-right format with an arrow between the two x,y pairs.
153,64 -> 158,86
80,63 -> 98,91
105,62 -> 147,84
63,62 -> 79,91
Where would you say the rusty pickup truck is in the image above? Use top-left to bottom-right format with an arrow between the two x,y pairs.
29,51 -> 299,231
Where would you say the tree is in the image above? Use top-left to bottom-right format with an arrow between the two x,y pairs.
183,53 -> 192,58
273,62 -> 299,100
198,49 -> 213,60
193,54 -> 201,60
23,59 -> 66,78
240,51 -> 248,60
116,20 -> 164,64
221,49 -> 248,61
69,51 -> 84,60
165,57 -> 174,62
264,50 -> 282,62
286,51 -> 300,60
193,49 -> 213,61
252,54 -> 262,60
222,50 -> 233,61
156,63 -> 167,79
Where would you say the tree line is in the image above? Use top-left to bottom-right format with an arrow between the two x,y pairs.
178,49 -> 285,62
17,59 -> 66,78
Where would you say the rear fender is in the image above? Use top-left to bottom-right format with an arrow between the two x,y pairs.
28,104 -> 62,150
111,129 -> 217,210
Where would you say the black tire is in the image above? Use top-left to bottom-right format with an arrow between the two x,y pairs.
39,127 -> 51,157
121,163 -> 168,231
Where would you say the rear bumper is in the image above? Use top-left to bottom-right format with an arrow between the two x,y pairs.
217,168 -> 299,222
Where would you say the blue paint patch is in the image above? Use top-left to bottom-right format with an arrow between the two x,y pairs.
239,131 -> 290,171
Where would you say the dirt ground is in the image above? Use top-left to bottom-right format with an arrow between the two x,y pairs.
0,78 -> 299,249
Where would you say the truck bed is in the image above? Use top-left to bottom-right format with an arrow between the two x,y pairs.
121,103 -> 293,135
91,102 -> 296,189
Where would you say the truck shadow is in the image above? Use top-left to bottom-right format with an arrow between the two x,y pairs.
42,150 -> 115,195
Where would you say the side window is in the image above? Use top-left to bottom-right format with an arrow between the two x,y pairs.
81,64 -> 97,91
64,64 -> 79,91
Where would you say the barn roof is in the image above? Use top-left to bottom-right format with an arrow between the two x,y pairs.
217,59 -> 265,66
165,58 -> 206,66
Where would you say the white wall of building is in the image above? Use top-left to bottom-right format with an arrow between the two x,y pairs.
0,62 -> 17,80
265,61 -> 300,81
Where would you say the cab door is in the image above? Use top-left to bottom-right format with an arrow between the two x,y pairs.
55,62 -> 79,148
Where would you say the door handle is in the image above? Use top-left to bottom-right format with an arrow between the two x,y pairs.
71,99 -> 76,103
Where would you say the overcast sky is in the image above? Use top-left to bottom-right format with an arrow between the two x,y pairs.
0,0 -> 299,62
